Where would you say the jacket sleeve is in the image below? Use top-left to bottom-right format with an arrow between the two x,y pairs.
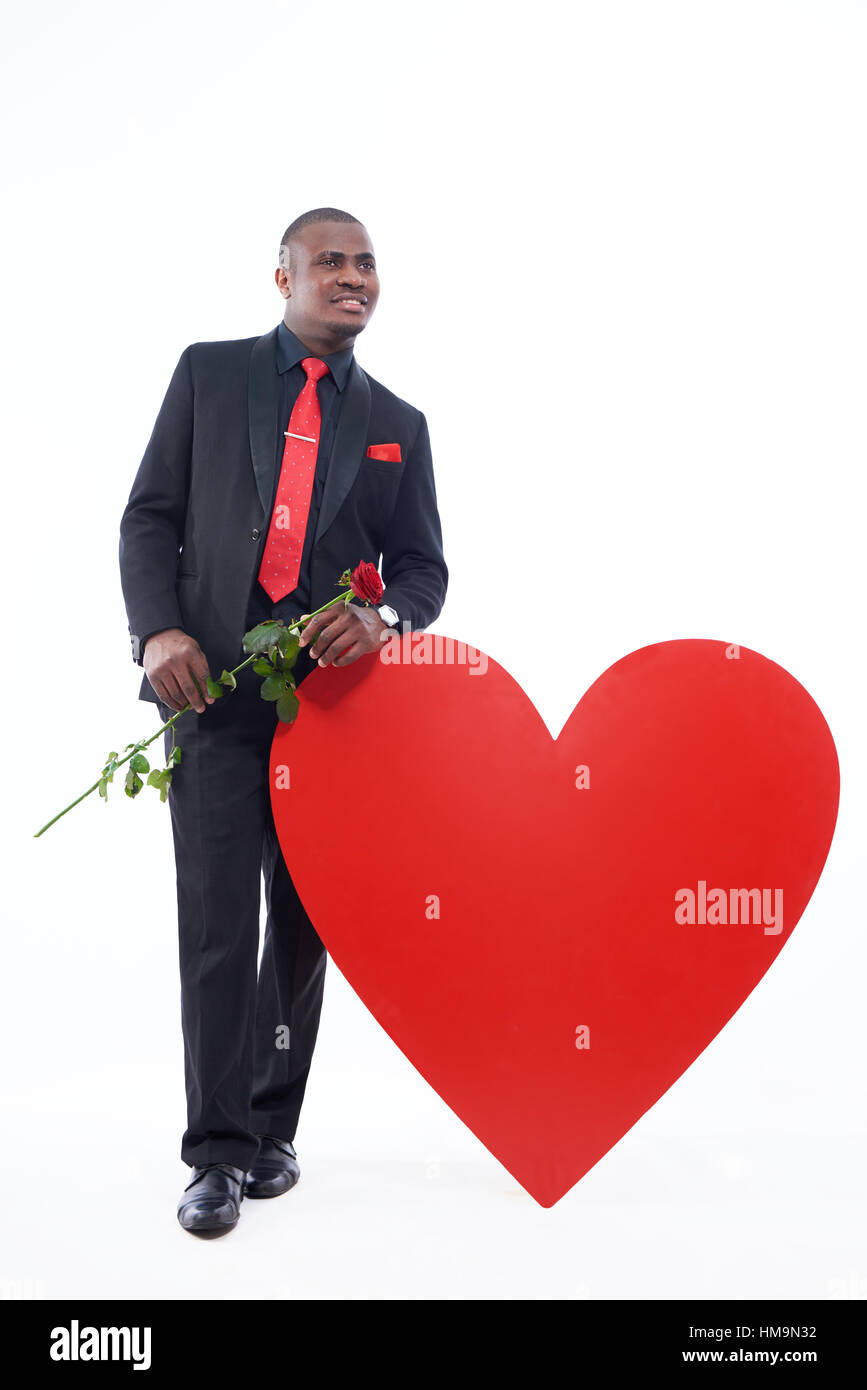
379,410 -> 448,630
118,346 -> 193,664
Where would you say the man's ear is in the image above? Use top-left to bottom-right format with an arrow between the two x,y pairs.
275,262 -> 292,300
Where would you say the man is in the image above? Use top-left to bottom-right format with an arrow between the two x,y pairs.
118,208 -> 448,1236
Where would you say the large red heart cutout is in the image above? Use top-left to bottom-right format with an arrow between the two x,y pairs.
270,637 -> 839,1207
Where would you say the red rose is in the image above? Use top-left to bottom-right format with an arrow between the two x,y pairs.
349,560 -> 384,605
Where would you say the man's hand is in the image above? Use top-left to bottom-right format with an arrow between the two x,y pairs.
298,604 -> 388,668
143,628 -> 215,713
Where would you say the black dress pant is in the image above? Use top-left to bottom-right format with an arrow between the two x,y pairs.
156,651 -> 325,1171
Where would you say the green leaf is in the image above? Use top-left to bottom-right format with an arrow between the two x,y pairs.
147,768 -> 172,803
243,619 -> 284,655
252,657 -> 274,676
98,777 -> 108,800
205,676 -> 224,699
275,688 -> 300,723
277,629 -> 300,665
219,669 -> 237,691
129,753 -> 150,775
260,673 -> 285,702
124,768 -> 143,798
170,746 -> 182,766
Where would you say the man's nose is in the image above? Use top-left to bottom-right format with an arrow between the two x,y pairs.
338,266 -> 365,286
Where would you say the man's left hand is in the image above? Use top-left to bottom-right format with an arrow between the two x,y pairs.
298,603 -> 389,667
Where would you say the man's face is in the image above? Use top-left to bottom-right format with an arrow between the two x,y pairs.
276,220 -> 380,352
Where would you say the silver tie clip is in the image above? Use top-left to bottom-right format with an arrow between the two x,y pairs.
285,430 -> 316,443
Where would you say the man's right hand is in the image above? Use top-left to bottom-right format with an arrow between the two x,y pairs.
143,628 -> 215,713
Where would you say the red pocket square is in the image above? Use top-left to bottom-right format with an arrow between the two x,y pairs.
366,443 -> 402,462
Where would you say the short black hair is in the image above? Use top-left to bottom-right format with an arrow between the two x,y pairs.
279,207 -> 362,268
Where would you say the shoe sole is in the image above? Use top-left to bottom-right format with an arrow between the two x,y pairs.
180,1220 -> 239,1239
178,1209 -> 240,1237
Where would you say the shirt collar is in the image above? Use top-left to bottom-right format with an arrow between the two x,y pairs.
276,320 -> 354,392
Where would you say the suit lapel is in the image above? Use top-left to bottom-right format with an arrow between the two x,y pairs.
248,326 -> 280,517
314,358 -> 371,544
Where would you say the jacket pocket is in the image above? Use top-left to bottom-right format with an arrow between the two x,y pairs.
359,458 -> 404,476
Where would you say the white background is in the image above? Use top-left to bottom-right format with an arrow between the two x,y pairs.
2,0 -> 865,1300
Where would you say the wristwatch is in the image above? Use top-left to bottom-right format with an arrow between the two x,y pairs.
377,604 -> 400,629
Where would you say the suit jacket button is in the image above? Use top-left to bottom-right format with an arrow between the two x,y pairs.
251,528 -> 261,540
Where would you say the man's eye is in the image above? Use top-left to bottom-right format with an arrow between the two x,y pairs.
320,257 -> 375,270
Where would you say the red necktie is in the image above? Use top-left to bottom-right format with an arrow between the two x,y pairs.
257,356 -> 330,601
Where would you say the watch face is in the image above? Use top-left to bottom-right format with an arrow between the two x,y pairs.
379,605 -> 399,627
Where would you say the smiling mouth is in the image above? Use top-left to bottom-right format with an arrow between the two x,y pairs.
333,297 -> 366,310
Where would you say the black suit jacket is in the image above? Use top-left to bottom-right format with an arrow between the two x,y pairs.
119,324 -> 448,705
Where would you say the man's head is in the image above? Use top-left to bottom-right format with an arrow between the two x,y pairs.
276,207 -> 380,355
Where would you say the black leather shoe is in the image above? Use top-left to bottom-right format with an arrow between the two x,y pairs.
244,1136 -> 300,1198
177,1162 -> 246,1236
